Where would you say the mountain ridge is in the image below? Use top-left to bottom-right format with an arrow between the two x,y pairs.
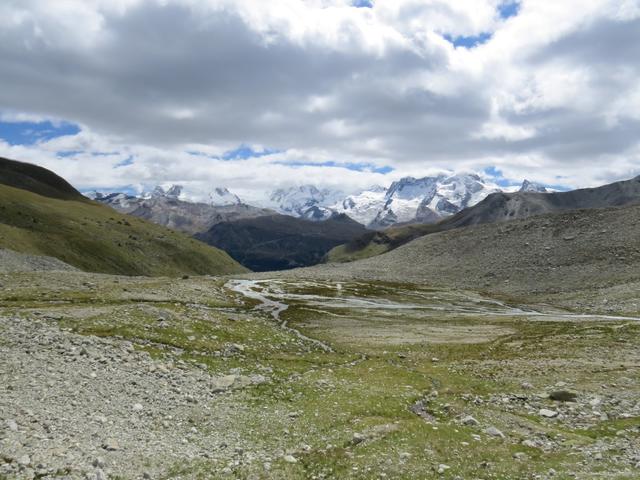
0,158 -> 247,276
327,174 -> 640,263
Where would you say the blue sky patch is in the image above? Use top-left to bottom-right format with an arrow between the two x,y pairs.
56,150 -> 84,158
222,145 -> 281,160
483,166 -> 517,187
498,1 -> 521,19
352,0 -> 373,7
443,32 -> 492,49
115,156 -> 134,168
484,166 -> 570,191
0,120 -> 80,146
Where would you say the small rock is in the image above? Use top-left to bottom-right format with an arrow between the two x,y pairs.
539,408 -> 559,418
283,455 -> 297,464
589,397 -> 602,407
212,375 -> 237,392
549,391 -> 577,402
461,415 -> 479,426
102,438 -> 120,451
5,419 -> 18,432
133,403 -> 144,412
18,455 -> 31,466
437,464 -> 450,474
484,426 -> 505,438
352,432 -> 365,445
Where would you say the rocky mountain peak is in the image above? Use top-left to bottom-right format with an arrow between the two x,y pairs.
520,180 -> 548,193
209,187 -> 242,206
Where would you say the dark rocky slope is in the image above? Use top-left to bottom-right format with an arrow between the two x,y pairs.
196,214 -> 369,271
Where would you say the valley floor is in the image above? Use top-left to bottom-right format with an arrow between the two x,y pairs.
1,271 -> 639,479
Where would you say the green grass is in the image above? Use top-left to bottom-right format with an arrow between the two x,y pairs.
0,183 -> 247,276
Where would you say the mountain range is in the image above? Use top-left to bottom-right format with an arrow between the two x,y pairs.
88,187 -> 274,235
80,174 -> 557,271
2,156 -> 640,279
89,174 -> 546,230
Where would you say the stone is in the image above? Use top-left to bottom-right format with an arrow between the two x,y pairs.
539,408 -> 559,418
6,419 -> 18,432
461,415 -> 479,426
212,375 -> 237,392
283,455 -> 297,464
352,432 -> 365,445
484,426 -> 505,438
18,455 -> 31,466
102,438 -> 120,451
589,397 -> 602,407
133,403 -> 144,412
549,391 -> 577,402
437,464 -> 450,474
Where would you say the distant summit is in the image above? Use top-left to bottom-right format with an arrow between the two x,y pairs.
269,185 -> 344,221
520,180 -> 548,193
366,173 -> 501,229
87,186 -> 271,235
209,187 -> 242,206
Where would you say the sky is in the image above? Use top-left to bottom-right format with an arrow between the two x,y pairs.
0,0 -> 639,203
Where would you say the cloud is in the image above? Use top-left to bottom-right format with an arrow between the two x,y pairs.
0,0 -> 639,199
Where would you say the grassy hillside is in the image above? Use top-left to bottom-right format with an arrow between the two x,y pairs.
0,183 -> 247,276
0,156 -> 86,200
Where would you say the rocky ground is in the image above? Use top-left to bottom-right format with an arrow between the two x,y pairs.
1,271 -> 639,479
0,249 -> 76,273
269,204 -> 640,308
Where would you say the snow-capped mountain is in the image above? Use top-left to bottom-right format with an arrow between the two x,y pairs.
331,186 -> 387,226
368,174 -> 501,229
86,175 -> 552,231
85,185 -> 272,234
148,184 -> 183,199
520,179 -> 548,193
269,174 -> 507,228
209,187 -> 242,206
89,192 -> 139,213
269,185 -> 344,221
